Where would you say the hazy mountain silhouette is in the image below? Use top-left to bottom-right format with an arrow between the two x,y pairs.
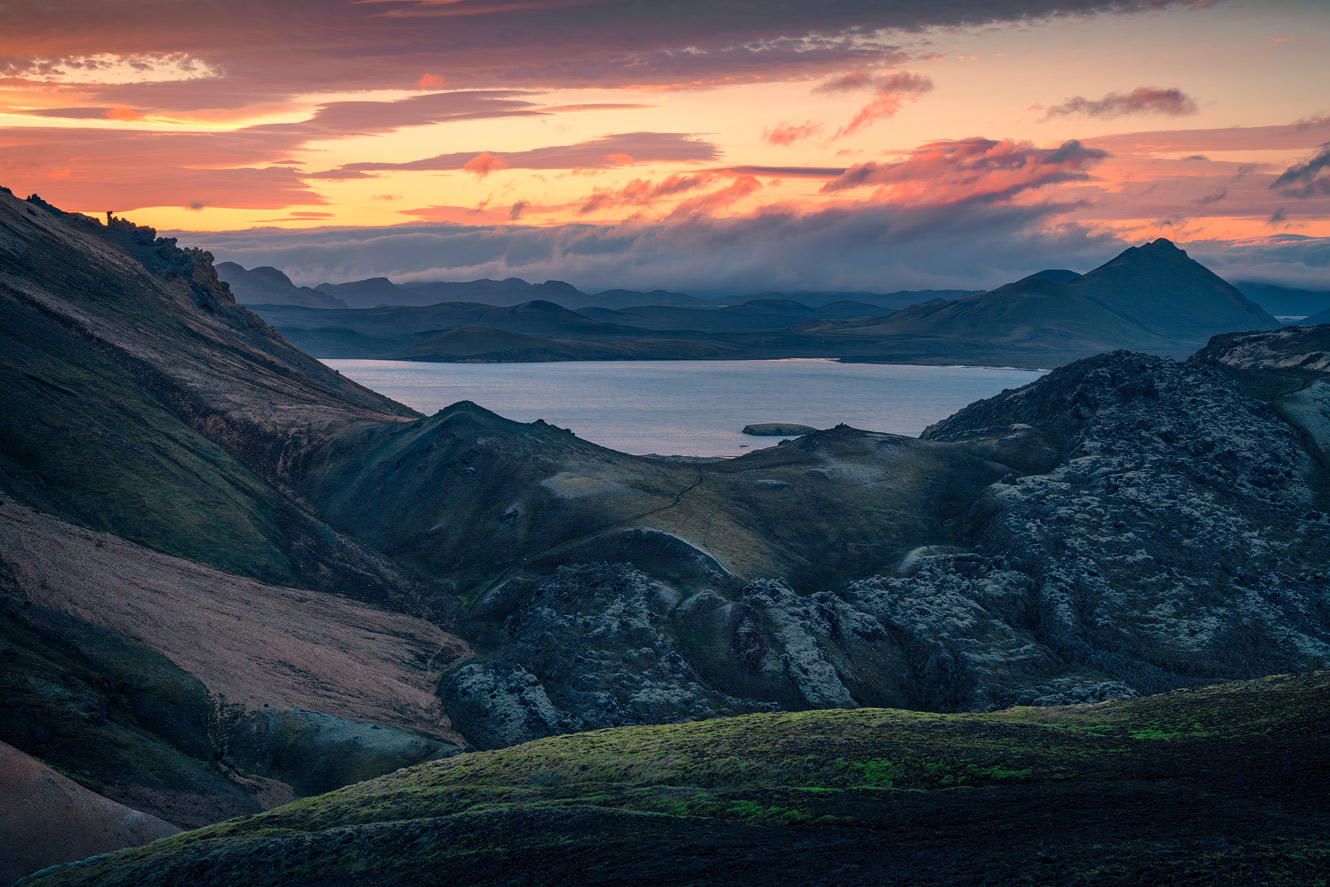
799,239 -> 1278,360
215,262 -> 347,309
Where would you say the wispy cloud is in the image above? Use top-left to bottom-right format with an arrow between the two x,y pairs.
1271,145 -> 1330,198
814,68 -> 935,137
763,121 -> 823,146
821,137 -> 1108,203
1043,87 -> 1198,119
336,132 -> 721,176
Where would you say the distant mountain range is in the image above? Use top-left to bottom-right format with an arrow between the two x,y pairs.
241,239 -> 1280,367
793,239 -> 1278,360
216,262 -> 347,309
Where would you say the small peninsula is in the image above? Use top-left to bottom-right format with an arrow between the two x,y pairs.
742,423 -> 818,436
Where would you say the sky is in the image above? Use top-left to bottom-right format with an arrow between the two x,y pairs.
1,0 -> 1328,294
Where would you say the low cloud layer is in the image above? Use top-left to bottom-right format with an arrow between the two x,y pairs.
176,196 -> 1129,296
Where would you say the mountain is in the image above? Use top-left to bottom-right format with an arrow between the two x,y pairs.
1296,305 -> 1330,326
214,262 -> 347,309
0,189 -> 470,876
25,670 -> 1330,887
577,298 -> 895,333
315,276 -> 417,308
250,241 -> 1278,367
5,190 -> 1330,882
582,288 -> 705,310
1018,268 -> 1081,283
400,278 -> 593,309
1234,280 -> 1330,318
738,288 -> 969,310
800,239 -> 1279,363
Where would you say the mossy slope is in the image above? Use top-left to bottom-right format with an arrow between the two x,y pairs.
27,671 -> 1330,886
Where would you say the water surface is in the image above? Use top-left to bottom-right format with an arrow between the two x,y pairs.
325,359 -> 1046,457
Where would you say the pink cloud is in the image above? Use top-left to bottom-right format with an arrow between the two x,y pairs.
813,69 -> 934,137
416,73 -> 447,89
820,137 -> 1108,204
578,172 -> 714,215
340,131 -> 720,175
763,121 -> 823,146
665,173 -> 762,221
463,151 -> 509,177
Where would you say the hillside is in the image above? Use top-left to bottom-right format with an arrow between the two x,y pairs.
4,190 -> 1330,882
0,741 -> 179,886
1297,304 -> 1330,326
25,670 -> 1330,886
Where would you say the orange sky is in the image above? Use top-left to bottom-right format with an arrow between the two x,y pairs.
1,0 -> 1327,291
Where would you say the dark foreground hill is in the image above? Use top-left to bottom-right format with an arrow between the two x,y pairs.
24,670 -> 1330,887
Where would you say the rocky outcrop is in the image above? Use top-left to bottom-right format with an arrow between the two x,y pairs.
442,348 -> 1330,749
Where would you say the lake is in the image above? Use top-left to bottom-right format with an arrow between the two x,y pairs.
324,359 -> 1047,457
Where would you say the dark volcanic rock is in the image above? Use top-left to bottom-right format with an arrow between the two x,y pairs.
445,346 -> 1330,748
442,565 -> 765,748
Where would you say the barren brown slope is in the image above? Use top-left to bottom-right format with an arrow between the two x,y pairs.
0,500 -> 470,739
0,741 -> 179,887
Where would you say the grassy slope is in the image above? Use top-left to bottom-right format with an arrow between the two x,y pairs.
0,295 -> 298,581
306,406 -> 1013,601
29,671 -> 1330,886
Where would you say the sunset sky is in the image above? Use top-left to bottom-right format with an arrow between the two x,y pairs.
2,0 -> 1327,293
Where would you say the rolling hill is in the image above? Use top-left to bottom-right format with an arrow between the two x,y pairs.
24,671 -> 1330,886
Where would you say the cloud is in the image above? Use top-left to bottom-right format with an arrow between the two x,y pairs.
338,131 -> 720,175
1186,234 -> 1330,289
0,0 -> 1209,104
508,200 -> 528,220
814,69 -> 935,137
763,121 -> 823,146
1043,87 -> 1199,119
416,73 -> 447,89
724,166 -> 846,178
579,172 -> 714,215
1191,186 -> 1226,206
1089,117 -> 1330,154
174,194 -> 1129,296
105,106 -> 144,121
665,174 -> 762,221
820,137 -> 1108,204
1268,207 -> 1287,224
0,124 -> 321,209
463,152 -> 510,178
1271,145 -> 1330,198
